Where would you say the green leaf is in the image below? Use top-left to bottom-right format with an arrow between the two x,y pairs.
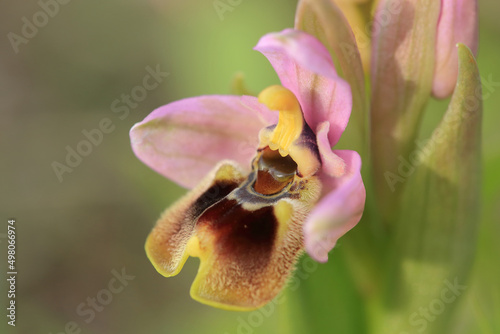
279,252 -> 367,334
377,44 -> 482,334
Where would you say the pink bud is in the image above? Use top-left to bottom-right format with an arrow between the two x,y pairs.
432,0 -> 479,99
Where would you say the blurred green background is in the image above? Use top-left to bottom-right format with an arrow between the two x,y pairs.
1,0 -> 498,333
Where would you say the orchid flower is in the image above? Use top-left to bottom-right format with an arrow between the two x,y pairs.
130,29 -> 365,311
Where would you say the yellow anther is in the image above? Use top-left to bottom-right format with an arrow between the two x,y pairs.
258,85 -> 304,157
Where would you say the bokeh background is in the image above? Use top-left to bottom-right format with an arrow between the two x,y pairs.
1,0 -> 498,333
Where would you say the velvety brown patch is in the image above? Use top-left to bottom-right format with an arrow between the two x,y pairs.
190,175 -> 323,310
191,181 -> 239,218
146,162 -> 246,277
197,199 -> 276,265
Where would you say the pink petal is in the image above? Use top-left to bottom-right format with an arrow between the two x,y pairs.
316,122 -> 346,178
304,149 -> 366,262
130,95 -> 273,188
255,29 -> 352,146
433,0 -> 479,98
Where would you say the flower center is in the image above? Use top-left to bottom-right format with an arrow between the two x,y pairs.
253,147 -> 297,195
257,85 -> 321,178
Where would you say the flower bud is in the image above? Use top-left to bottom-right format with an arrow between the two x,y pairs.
432,0 -> 479,99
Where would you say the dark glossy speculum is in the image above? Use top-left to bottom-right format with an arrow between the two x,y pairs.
254,147 -> 298,195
